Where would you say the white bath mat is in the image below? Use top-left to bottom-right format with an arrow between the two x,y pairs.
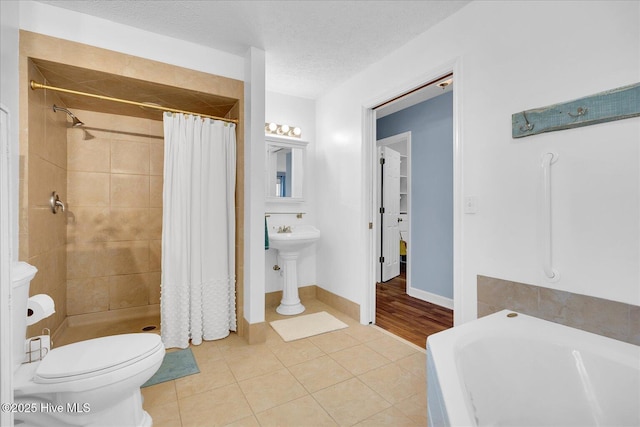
270,311 -> 349,342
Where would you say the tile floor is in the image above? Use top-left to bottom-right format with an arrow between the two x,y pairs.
57,299 -> 428,426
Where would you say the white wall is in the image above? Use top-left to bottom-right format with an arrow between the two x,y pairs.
1,3 -> 20,424
315,0 -> 640,324
19,1 -> 244,81
1,1 -> 20,260
244,48 -> 267,324
265,92 -> 317,293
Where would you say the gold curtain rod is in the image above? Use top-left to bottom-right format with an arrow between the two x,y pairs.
30,80 -> 239,124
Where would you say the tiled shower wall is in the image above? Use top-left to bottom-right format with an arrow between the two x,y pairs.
21,61 -> 68,337
66,109 -> 163,315
477,275 -> 640,345
20,30 -> 245,337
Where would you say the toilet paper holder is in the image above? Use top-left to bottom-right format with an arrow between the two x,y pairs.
24,328 -> 51,363
26,294 -> 56,326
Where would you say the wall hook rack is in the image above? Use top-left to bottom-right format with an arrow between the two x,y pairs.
512,82 -> 639,138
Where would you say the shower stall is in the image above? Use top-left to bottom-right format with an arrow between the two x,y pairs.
19,32 -> 244,346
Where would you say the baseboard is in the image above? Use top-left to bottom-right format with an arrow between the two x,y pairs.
66,304 -> 161,327
315,287 -> 360,322
265,290 -> 283,308
242,317 -> 267,344
265,285 -> 317,308
265,285 -> 360,322
407,286 -> 454,310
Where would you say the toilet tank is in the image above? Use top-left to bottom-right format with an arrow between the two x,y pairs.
11,262 -> 37,373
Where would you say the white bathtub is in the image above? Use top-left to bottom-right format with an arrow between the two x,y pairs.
426,310 -> 640,426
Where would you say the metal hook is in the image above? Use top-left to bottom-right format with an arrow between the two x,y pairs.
568,107 -> 588,118
519,111 -> 534,132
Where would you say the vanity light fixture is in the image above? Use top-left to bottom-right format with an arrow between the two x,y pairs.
265,122 -> 302,138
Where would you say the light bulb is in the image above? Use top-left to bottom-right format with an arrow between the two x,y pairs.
280,124 -> 290,134
267,122 -> 277,132
293,127 -> 302,137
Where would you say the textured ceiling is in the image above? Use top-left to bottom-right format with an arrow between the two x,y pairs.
34,0 -> 470,99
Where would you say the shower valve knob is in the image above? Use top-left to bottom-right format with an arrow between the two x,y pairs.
50,192 -> 65,214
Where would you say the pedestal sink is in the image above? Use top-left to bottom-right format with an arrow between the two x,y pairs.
268,225 -> 321,315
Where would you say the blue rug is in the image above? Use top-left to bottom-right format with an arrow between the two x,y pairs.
142,348 -> 200,387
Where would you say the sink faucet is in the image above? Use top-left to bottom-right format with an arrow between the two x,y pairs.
277,225 -> 292,233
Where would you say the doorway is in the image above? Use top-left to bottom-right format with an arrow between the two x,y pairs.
377,142 -> 403,283
366,71 -> 458,346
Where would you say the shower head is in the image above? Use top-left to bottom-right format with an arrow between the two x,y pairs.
52,105 -> 84,127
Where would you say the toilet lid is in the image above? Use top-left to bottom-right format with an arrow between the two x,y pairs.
35,333 -> 163,382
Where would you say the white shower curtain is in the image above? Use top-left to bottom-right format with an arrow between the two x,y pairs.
161,112 -> 236,349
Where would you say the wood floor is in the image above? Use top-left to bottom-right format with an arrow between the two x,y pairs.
375,266 -> 453,349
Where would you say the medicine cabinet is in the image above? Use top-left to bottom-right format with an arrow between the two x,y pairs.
265,135 -> 308,202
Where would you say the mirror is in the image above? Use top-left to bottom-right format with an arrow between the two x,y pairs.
266,136 -> 308,201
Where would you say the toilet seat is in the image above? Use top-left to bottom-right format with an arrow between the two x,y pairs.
34,333 -> 163,384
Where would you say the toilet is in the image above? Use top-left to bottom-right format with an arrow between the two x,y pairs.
11,262 -> 165,427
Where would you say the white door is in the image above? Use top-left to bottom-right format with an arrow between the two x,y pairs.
380,146 -> 401,281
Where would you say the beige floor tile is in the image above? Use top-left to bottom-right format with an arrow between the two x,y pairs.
397,352 -> 427,378
394,393 -> 428,426
288,355 -> 353,393
190,339 -> 224,364
365,335 -> 418,361
200,352 -> 235,372
330,344 -> 391,376
343,324 -> 387,343
238,368 -> 308,413
215,331 -> 250,351
225,345 -> 285,381
354,406 -> 416,426
219,342 -> 270,360
359,363 -> 425,404
56,298 -> 424,426
309,330 -> 360,354
313,378 -> 391,426
223,415 -> 261,427
145,399 -> 181,427
270,338 -> 325,367
179,383 -> 253,427
264,326 -> 286,346
174,360 -> 236,399
256,395 -> 338,427
141,380 -> 177,407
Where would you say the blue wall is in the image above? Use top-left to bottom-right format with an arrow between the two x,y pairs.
377,91 -> 453,299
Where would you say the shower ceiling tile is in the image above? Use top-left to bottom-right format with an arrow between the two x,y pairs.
31,58 -> 238,122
